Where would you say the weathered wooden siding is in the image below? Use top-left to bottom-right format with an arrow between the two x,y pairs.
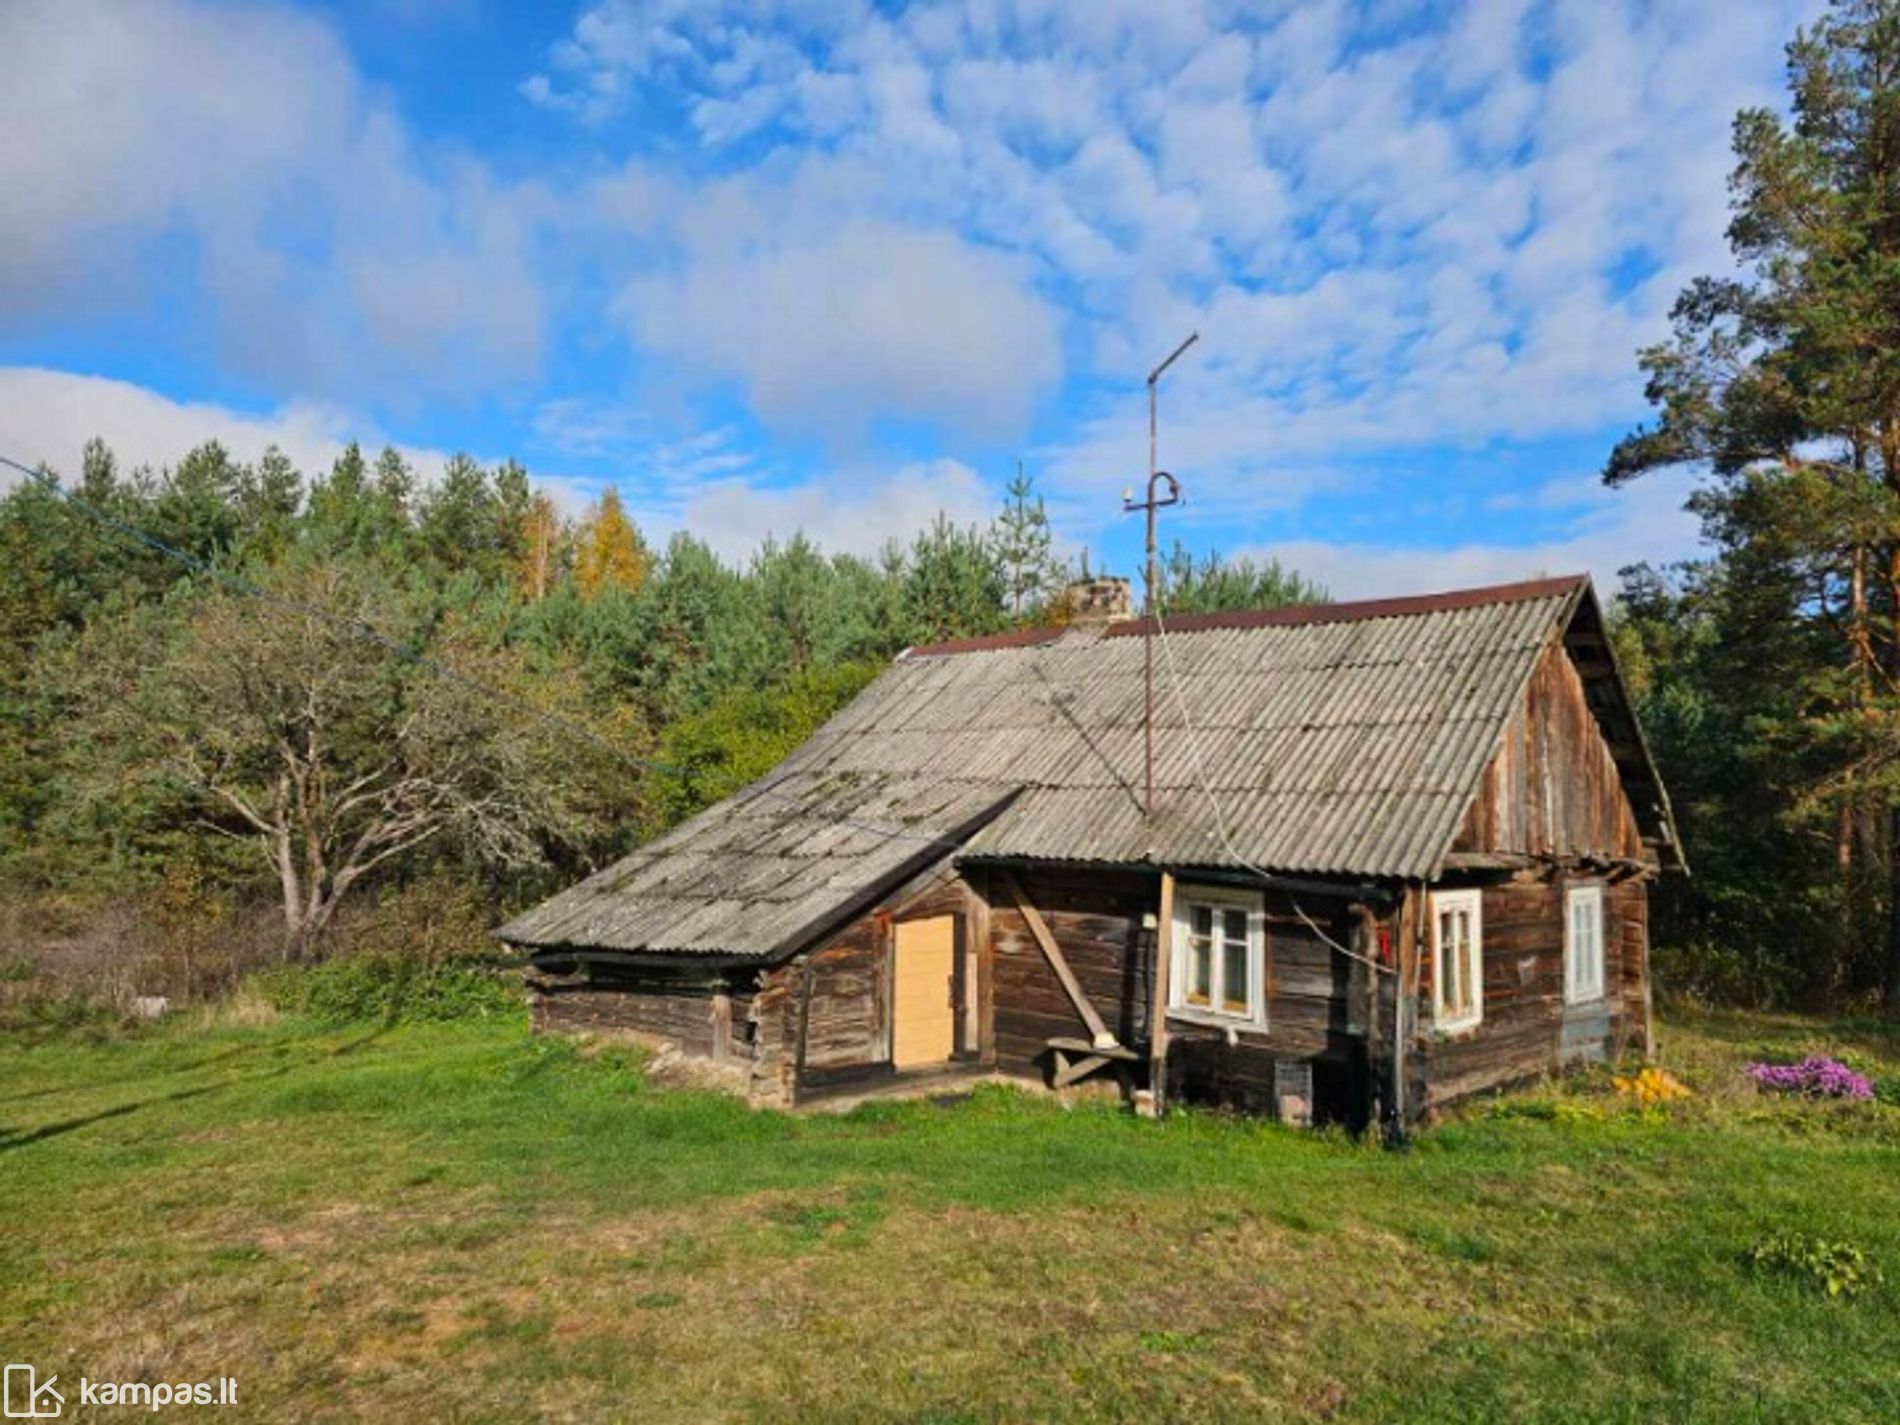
531,969 -> 752,1061
1413,875 -> 1649,1111
1453,641 -> 1647,864
1175,899 -> 1372,1118
532,857 -> 974,1105
749,859 -> 976,1102
985,865 -> 1365,1117
989,865 -> 1153,1078
797,923 -> 885,1072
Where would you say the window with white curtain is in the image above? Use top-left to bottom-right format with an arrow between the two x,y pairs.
1170,885 -> 1264,1026
1430,889 -> 1483,1031
1566,883 -> 1606,1004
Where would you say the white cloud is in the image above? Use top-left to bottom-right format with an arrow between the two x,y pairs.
0,367 -> 1006,572
1251,468 -> 1706,601
673,458 -> 995,561
0,366 -> 458,492
0,0 -> 545,403
615,201 -> 1062,442
534,0 -> 1821,483
5,0 -> 1843,586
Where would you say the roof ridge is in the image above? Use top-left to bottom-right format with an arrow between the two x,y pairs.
1101,573 -> 1589,641
899,575 -> 1589,657
900,626 -> 1067,659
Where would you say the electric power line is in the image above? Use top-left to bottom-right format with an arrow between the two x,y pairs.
1149,581 -> 1396,977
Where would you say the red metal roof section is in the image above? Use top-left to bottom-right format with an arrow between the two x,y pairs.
1100,573 -> 1589,639
902,626 -> 1067,658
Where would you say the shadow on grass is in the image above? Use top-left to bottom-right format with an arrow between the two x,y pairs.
0,1025 -> 391,1154
0,1040 -> 266,1108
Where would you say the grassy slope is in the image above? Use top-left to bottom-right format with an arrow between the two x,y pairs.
1,1010 -> 1896,1424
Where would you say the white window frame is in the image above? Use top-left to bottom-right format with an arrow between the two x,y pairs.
1168,884 -> 1266,1028
1430,888 -> 1484,1033
1565,882 -> 1606,1005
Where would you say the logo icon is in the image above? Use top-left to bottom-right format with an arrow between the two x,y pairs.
2,1366 -> 61,1419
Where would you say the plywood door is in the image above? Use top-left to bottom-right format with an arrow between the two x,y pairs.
892,916 -> 957,1068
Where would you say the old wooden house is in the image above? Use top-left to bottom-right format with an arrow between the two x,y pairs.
499,573 -> 1682,1127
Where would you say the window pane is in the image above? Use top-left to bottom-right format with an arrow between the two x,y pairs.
1192,904 -> 1213,938
1443,908 -> 1471,1016
1221,937 -> 1250,1013
1568,890 -> 1604,1000
1187,937 -> 1211,1005
1223,907 -> 1248,944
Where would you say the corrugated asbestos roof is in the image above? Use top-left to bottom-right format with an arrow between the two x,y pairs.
500,575 -> 1592,958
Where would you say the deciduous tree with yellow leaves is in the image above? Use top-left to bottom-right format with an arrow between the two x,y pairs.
575,487 -> 648,599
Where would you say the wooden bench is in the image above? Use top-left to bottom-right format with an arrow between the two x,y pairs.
1046,1036 -> 1141,1090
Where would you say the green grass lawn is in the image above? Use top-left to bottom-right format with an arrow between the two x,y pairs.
2,1007 -> 1897,1423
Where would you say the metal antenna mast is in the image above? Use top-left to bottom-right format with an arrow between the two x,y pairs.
1125,331 -> 1198,823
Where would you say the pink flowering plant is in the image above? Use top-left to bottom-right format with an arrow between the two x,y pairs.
1744,1056 -> 1875,1101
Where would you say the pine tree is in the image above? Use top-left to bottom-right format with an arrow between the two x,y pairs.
372,446 -> 413,525
237,445 -> 303,554
903,515 -> 1007,644
1158,541 -> 1327,613
309,442 -> 378,553
990,463 -> 1059,618
419,454 -> 497,573
1607,0 -> 1900,1007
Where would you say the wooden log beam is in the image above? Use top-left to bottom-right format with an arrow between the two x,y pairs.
967,874 -> 993,1064
998,869 -> 1114,1046
1440,851 -> 1537,872
1149,870 -> 1175,1114
1052,1049 -> 1113,1088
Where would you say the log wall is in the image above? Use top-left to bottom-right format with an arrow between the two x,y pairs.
988,864 -> 1153,1078
1453,640 -> 1648,864
1409,635 -> 1658,1112
1411,874 -> 1649,1112
986,864 -> 1367,1119
753,860 -> 975,1103
531,968 -> 753,1062
531,858 -> 974,1105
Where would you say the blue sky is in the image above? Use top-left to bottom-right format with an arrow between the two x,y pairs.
0,0 -> 1823,596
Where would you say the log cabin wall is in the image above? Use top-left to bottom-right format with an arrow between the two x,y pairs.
1410,873 -> 1650,1113
531,968 -> 755,1064
1451,639 -> 1647,864
530,857 -> 974,1107
751,858 -> 976,1104
987,864 -> 1152,1078
1403,633 -> 1659,1115
1166,899 -> 1363,1117
985,863 -> 1364,1120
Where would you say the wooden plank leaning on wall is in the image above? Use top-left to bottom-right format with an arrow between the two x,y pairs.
997,868 -> 1114,1047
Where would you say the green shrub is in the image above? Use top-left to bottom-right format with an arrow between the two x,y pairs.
1743,1233 -> 1881,1298
256,952 -> 521,1026
1652,940 -> 1795,1010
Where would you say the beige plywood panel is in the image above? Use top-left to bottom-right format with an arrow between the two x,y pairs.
893,915 -> 956,1067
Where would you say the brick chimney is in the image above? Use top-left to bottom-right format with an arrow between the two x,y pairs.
1061,575 -> 1133,627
